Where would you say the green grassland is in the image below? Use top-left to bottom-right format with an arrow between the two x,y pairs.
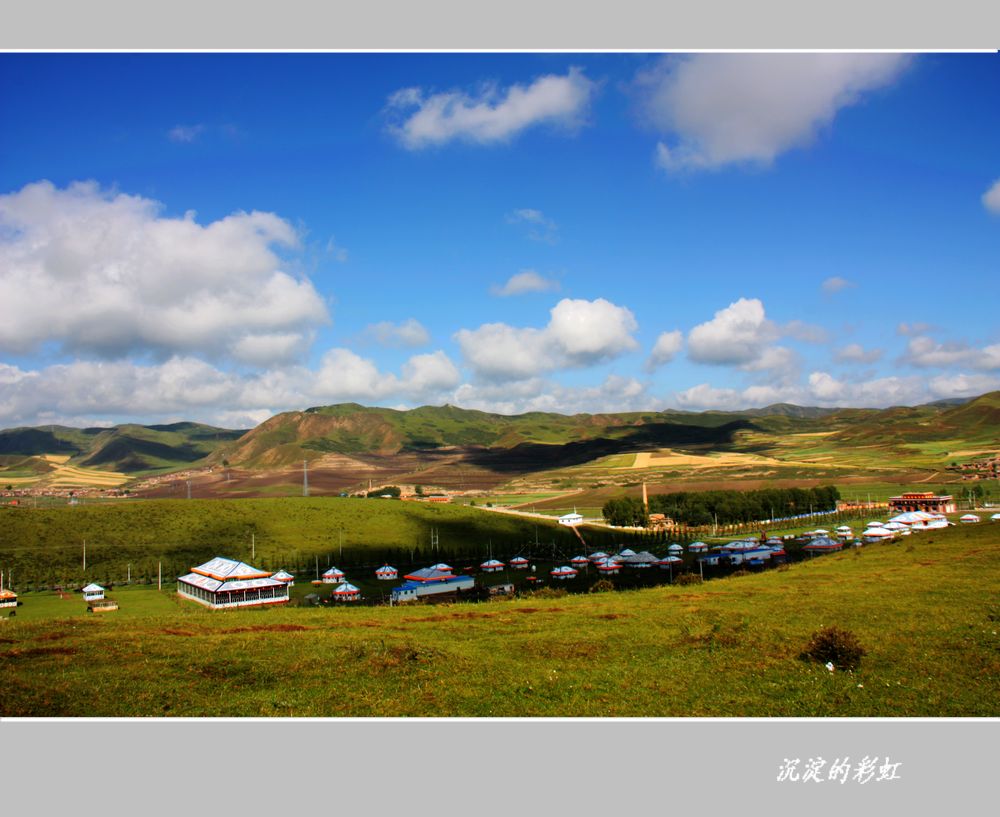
0,498 -> 638,587
1,521 -> 998,717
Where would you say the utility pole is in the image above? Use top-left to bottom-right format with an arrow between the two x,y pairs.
83,539 -> 86,572
186,480 -> 192,500
303,460 -> 309,497
252,532 -> 255,561
158,561 -> 162,591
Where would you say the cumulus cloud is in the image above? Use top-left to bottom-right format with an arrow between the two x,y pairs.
901,336 -> 1000,371
646,330 -> 683,370
687,297 -> 780,366
637,54 -> 910,172
506,208 -> 558,243
982,178 -> 1000,215
386,67 -> 597,149
491,270 -> 560,297
834,343 -> 883,364
452,374 -> 654,416
364,318 -> 430,348
0,180 -> 329,365
0,349 -> 463,427
455,297 -> 639,381
822,276 -> 855,294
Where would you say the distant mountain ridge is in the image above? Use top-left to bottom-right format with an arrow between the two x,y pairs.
0,392 -> 996,477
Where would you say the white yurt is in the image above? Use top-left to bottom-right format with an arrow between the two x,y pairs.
375,565 -> 398,580
332,582 -> 361,601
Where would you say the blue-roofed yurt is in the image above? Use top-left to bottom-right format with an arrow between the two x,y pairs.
375,565 -> 398,580
271,569 -> 295,587
570,555 -> 589,567
322,567 -> 345,584
510,556 -> 529,569
596,558 -> 621,575
332,582 -> 361,602
481,559 -> 505,573
550,565 -> 578,580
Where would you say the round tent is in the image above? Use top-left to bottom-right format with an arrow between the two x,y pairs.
688,542 -> 708,553
656,555 -> 683,568
570,555 -> 589,566
550,565 -> 578,580
375,565 -> 398,580
322,567 -> 345,584
596,558 -> 621,575
480,559 -> 505,573
991,513 -> 1000,521
510,556 -> 529,569
430,563 -> 453,572
271,570 -> 295,586
588,552 -> 609,562
863,527 -> 894,541
332,582 -> 361,601
616,548 -> 637,558
668,544 -> 683,554
960,514 -> 980,523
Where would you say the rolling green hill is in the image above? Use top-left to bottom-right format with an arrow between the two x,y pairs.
0,421 -> 246,477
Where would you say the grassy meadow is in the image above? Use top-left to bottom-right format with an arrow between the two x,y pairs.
1,520 -> 998,717
0,497 -> 644,588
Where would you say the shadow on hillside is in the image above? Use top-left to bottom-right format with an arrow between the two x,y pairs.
459,420 -> 755,474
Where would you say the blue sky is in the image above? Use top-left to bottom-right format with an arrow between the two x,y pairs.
1,52 -> 998,428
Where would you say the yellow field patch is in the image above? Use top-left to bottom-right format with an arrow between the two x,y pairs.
629,448 -> 851,471
0,455 -> 127,488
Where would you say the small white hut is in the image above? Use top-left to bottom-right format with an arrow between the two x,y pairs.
82,583 -> 105,602
322,567 -> 345,584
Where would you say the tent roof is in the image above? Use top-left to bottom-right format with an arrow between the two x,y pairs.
271,570 -> 294,580
82,583 -> 104,592
405,567 -> 455,582
322,567 -> 345,576
334,582 -> 360,593
192,557 -> 271,582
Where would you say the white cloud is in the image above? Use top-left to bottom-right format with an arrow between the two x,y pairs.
386,67 -> 597,149
452,374 -> 654,416
646,330 -> 683,370
982,178 -> 1000,215
834,343 -> 883,364
491,270 -> 560,297
168,124 -> 205,143
822,276 -> 855,294
901,336 -> 1000,371
687,297 -> 780,365
0,180 -> 329,365
638,54 -> 910,172
0,349 -> 464,427
506,208 -> 558,243
455,297 -> 638,381
364,318 -> 430,348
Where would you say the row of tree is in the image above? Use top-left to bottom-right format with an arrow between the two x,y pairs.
603,485 -> 841,527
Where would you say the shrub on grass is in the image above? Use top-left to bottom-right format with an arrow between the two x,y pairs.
800,625 -> 866,670
528,587 -> 568,599
589,579 -> 615,593
674,573 -> 701,586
